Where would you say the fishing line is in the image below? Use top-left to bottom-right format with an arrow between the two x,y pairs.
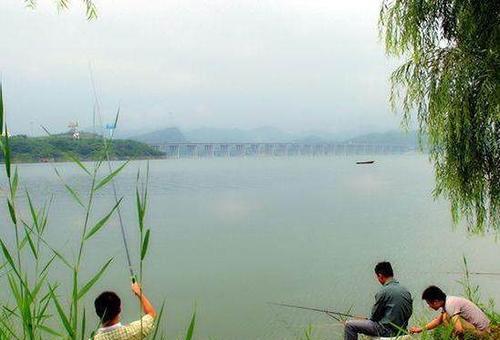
268,302 -> 359,320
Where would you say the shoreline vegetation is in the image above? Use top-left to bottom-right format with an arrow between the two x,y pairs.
0,132 -> 164,163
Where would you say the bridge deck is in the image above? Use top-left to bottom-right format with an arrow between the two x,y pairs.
148,142 -> 415,158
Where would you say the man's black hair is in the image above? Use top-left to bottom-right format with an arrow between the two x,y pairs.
94,291 -> 121,324
422,285 -> 447,302
374,261 -> 394,277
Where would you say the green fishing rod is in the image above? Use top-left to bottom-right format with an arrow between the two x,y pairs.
269,302 -> 363,322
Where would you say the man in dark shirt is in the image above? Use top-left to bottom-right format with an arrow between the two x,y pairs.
344,262 -> 413,340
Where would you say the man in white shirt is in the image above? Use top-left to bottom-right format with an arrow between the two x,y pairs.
409,285 -> 490,337
93,282 -> 157,340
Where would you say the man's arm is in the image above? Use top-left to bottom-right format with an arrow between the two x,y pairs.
131,283 -> 157,318
409,313 -> 444,334
370,291 -> 387,322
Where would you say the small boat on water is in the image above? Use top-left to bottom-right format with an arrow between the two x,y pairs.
356,160 -> 375,164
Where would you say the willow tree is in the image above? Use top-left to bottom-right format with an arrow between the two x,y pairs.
379,1 -> 499,233
23,0 -> 97,20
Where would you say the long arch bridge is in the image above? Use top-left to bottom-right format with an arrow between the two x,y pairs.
149,142 -> 415,158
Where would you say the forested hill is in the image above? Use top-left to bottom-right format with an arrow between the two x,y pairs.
0,134 -> 164,163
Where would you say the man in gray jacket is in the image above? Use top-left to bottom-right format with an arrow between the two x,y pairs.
344,262 -> 413,340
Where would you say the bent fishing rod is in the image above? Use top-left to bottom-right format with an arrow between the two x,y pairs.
268,302 -> 363,322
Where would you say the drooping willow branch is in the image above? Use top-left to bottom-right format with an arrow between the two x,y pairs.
23,0 -> 97,20
379,0 -> 499,233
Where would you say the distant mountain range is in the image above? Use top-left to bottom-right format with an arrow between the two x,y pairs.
131,127 -> 294,144
129,127 -> 422,147
131,127 -> 188,144
345,130 -> 424,146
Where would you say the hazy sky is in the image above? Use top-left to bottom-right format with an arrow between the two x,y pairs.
0,0 -> 403,135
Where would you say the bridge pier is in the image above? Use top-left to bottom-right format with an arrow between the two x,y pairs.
204,144 -> 214,157
149,142 -> 413,159
186,144 -> 197,158
235,144 -> 244,157
219,144 -> 229,157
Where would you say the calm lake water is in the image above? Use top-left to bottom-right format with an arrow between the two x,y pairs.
1,154 -> 498,339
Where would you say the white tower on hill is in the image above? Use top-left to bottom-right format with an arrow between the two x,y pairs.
68,121 -> 80,139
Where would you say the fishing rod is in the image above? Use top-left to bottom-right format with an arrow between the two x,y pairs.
103,111 -> 136,283
268,302 -> 362,322
89,65 -> 136,283
410,271 -> 500,277
445,271 -> 500,276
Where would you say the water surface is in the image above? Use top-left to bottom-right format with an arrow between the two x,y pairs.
1,155 -> 498,339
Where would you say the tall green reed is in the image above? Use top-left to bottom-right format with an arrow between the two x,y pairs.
0,82 -> 127,338
1,84 -> 64,339
0,82 -> 195,339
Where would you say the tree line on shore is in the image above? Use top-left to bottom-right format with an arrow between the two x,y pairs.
0,133 -> 164,163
